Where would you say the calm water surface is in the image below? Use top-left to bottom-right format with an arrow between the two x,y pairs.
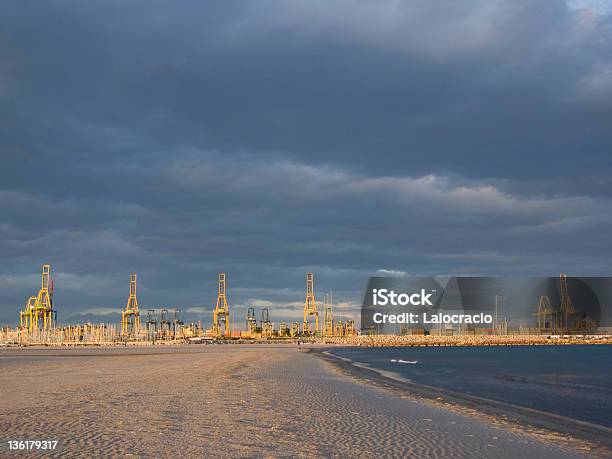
331,345 -> 612,427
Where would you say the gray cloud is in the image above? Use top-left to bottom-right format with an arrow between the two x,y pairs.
0,0 -> 611,327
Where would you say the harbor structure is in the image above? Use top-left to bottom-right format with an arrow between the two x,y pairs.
303,273 -> 319,336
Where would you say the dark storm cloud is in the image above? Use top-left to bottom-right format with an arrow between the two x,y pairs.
0,1 -> 611,326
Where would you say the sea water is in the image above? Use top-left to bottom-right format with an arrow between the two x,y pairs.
330,345 -> 612,427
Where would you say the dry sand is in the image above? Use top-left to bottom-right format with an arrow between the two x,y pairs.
0,345 -> 599,458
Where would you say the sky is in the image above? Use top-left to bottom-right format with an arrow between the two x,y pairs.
1,0 -> 611,328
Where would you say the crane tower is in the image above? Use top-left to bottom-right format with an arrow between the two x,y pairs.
536,295 -> 555,332
261,308 -> 272,338
246,307 -> 257,337
559,273 -> 577,330
303,272 -> 319,336
19,264 -> 56,332
213,273 -> 230,337
323,292 -> 334,336
121,273 -> 141,337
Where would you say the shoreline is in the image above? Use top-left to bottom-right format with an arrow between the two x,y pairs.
2,333 -> 612,347
316,334 -> 612,347
309,346 -> 612,456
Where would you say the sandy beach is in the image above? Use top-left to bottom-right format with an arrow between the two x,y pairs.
0,345 -> 604,458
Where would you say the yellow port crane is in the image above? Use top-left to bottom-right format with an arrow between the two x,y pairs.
559,273 -> 577,330
261,308 -> 272,338
303,272 -> 319,336
246,307 -> 257,337
19,264 -> 56,332
323,292 -> 334,337
535,295 -> 555,332
121,273 -> 141,337
213,273 -> 230,338
334,320 -> 344,336
279,322 -> 290,337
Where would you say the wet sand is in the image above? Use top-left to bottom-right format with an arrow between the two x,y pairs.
0,345 -> 600,458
